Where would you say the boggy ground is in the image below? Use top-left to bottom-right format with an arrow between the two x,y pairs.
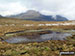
0,18 -> 75,56
0,31 -> 75,56
0,36 -> 75,56
0,18 -> 75,36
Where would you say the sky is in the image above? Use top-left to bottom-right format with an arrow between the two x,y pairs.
0,0 -> 75,20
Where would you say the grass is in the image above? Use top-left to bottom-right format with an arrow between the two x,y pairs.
0,18 -> 75,36
0,39 -> 75,56
0,18 -> 75,56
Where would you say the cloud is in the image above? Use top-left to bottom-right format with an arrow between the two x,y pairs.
0,0 -> 75,20
0,1 -> 28,16
26,0 -> 75,20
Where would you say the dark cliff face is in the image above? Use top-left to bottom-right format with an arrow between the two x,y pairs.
9,10 -> 68,21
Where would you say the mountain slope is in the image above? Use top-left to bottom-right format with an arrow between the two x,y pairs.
9,10 -> 68,21
0,15 -> 3,18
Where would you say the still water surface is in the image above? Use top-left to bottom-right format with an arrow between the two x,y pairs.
4,32 -> 72,43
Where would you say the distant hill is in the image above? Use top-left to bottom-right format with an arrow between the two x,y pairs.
8,10 -> 68,21
0,15 -> 3,18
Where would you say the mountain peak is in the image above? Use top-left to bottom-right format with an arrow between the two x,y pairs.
25,10 -> 41,16
26,10 -> 39,13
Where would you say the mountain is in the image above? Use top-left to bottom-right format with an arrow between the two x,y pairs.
0,15 -> 3,18
9,10 -> 68,21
